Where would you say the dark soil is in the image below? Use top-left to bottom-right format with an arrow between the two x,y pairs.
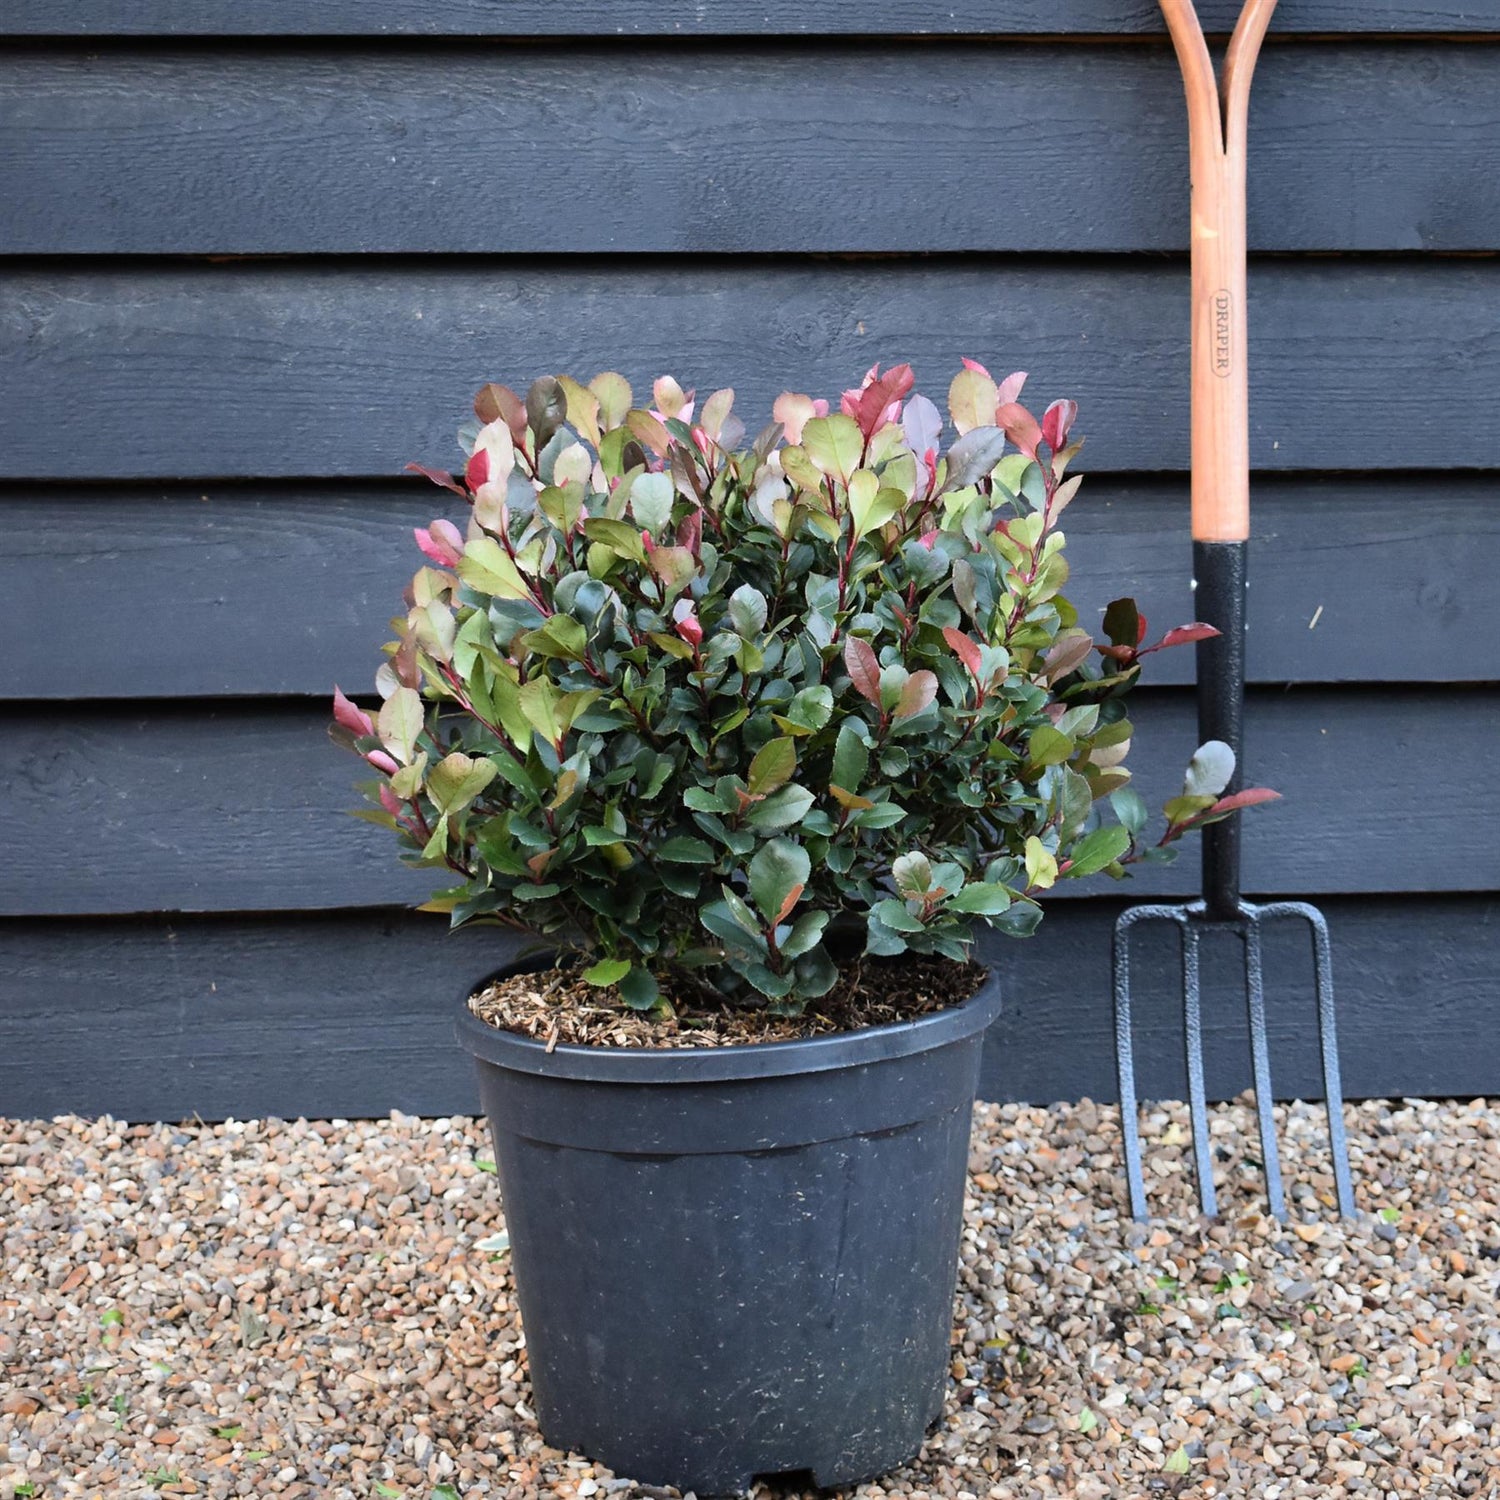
467,952 -> 986,1050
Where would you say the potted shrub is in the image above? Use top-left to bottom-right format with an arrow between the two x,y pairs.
331,362 -> 1269,1494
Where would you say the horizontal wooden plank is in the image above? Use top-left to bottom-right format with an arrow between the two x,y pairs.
5,261 -> 1499,479
3,0 -> 1496,36
0,689 -> 1492,918
6,44 -> 1497,255
5,474 -> 1494,699
2,896 -> 1493,1121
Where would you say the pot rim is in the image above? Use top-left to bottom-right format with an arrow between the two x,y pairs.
455,956 -> 1001,1084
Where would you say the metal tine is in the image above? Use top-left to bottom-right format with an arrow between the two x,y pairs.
1261,901 -> 1357,1218
1180,923 -> 1219,1218
1112,905 -> 1153,1222
1242,910 -> 1287,1220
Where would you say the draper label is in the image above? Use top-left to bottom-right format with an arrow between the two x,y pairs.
1211,289 -> 1233,377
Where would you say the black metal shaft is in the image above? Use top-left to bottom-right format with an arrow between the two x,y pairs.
1193,540 -> 1247,919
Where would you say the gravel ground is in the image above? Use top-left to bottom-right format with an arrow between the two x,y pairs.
2,1097 -> 1495,1499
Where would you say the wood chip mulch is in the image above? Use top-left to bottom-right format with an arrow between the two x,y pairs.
467,953 -> 986,1050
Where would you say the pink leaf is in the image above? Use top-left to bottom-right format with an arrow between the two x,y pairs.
1208,787 -> 1281,815
378,783 -> 404,815
995,402 -> 1043,461
961,357 -> 993,378
671,597 -> 703,645
1041,398 -> 1078,453
332,686 -> 374,737
414,520 -> 464,567
894,669 -> 938,720
995,371 -> 1028,406
365,748 -> 400,774
844,636 -> 883,706
942,626 -> 984,681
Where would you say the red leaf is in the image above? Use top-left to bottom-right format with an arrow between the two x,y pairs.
675,506 -> 703,558
942,626 -> 985,680
332,686 -> 374,737
1207,787 -> 1281,815
995,401 -> 1043,461
1157,622 -> 1220,649
844,636 -> 883,706
854,363 -> 915,437
773,882 -> 805,927
1041,398 -> 1078,453
464,447 -> 490,491
995,371 -> 1027,406
1095,643 -> 1139,664
404,461 -> 466,497
894,669 -> 938,720
1137,622 -> 1221,656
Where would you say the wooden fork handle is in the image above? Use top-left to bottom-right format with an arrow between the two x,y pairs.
1159,0 -> 1277,543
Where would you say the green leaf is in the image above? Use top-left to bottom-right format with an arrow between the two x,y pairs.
748,838 -> 810,924
774,685 -> 834,736
617,968 -> 660,1010
779,909 -> 829,959
850,800 -> 908,830
1164,793 -> 1217,825
523,613 -> 587,662
629,471 -> 674,534
991,901 -> 1044,938
949,883 -> 1012,915
801,414 -> 863,483
1024,835 -> 1058,890
848,471 -> 906,538
427,752 -> 498,815
747,737 -> 797,797
831,721 -> 870,795
1162,1446 -> 1191,1476
458,536 -> 532,601
747,785 -> 814,830
874,897 -> 925,932
1110,787 -> 1148,836
581,958 -> 631,986
378,687 -> 424,763
1027,724 -> 1074,769
656,836 -> 716,864
719,885 -> 764,936
727,584 -> 768,637
581,516 -> 648,562
893,852 -> 932,897
1077,1408 -> 1099,1436
1066,824 -> 1132,878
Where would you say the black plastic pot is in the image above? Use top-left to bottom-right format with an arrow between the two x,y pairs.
455,960 -> 1002,1495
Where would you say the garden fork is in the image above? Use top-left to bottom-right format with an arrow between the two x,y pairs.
1112,0 -> 1355,1222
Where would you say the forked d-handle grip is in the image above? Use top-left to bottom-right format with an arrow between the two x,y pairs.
1159,0 -> 1276,543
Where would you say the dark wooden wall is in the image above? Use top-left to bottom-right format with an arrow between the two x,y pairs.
2,4 -> 1497,1120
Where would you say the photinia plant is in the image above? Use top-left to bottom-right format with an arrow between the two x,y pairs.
332,363 -> 1276,1015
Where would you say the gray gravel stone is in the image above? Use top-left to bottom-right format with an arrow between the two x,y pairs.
1,1096 -> 1494,1498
